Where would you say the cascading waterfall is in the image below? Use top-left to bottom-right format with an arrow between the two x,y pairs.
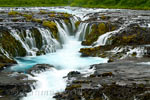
93,22 -> 132,46
0,48 -> 11,59
5,26 -> 62,57
9,29 -> 36,56
75,22 -> 89,41
37,28 -> 61,53
55,20 -> 69,44
5,8 -> 109,100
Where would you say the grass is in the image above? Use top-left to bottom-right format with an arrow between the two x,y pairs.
0,0 -> 150,10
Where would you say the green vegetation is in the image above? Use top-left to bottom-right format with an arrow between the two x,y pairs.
42,21 -> 58,40
82,22 -> 116,46
71,0 -> 150,10
0,0 -> 150,9
8,10 -> 19,16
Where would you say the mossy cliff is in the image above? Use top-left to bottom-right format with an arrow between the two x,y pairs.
0,29 -> 26,57
82,22 -> 116,46
109,24 -> 150,46
80,23 -> 150,60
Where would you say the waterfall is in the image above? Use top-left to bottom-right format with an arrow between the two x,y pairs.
7,27 -> 61,56
9,29 -> 36,56
0,48 -> 11,59
55,20 -> 69,44
60,20 -> 70,35
75,22 -> 89,41
70,17 -> 77,33
37,28 -> 61,53
93,22 -> 131,46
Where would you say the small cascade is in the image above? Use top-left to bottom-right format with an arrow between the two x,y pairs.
9,29 -> 36,56
37,28 -> 61,53
70,17 -> 77,32
55,20 -> 69,44
60,20 -> 70,35
75,22 -> 89,41
0,48 -> 11,59
93,22 -> 132,46
25,30 -> 37,50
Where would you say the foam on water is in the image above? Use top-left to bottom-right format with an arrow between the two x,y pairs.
10,36 -> 107,100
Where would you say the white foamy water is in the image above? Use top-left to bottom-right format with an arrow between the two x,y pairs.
10,37 -> 107,100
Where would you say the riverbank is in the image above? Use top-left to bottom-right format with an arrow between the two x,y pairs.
54,58 -> 150,100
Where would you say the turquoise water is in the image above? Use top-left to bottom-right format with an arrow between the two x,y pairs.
9,37 -> 108,100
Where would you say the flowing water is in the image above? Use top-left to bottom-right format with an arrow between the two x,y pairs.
3,7 -> 110,100
10,37 -> 107,100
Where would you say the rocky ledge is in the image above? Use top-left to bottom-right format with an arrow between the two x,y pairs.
0,71 -> 36,100
54,58 -> 150,100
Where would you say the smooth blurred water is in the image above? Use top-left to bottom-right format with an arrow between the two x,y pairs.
9,36 -> 108,100
10,36 -> 107,72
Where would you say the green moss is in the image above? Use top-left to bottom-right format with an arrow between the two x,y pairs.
98,23 -> 106,34
64,19 -> 70,24
42,20 -> 58,40
111,34 -> 137,46
32,18 -> 42,23
0,30 -> 26,57
8,10 -> 19,16
49,14 -> 56,17
62,13 -> 71,18
30,28 -> 43,49
39,10 -> 47,14
75,21 -> 81,28
82,22 -> 116,46
23,14 -> 32,20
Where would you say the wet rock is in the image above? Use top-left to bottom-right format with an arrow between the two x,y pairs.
0,72 -> 35,100
27,64 -> 54,75
54,60 -> 150,100
67,71 -> 81,78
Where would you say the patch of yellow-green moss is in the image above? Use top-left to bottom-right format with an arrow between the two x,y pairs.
42,21 -> 58,40
75,21 -> 81,28
39,10 -> 47,14
32,18 -> 42,23
8,11 -> 19,16
0,30 -> 26,57
23,14 -> 32,21
49,14 -> 56,17
82,22 -> 116,46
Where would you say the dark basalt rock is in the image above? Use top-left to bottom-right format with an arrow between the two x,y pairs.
27,64 -> 54,75
0,72 -> 35,100
67,71 -> 81,78
54,60 -> 150,100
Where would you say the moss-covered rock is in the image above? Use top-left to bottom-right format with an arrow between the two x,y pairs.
75,21 -> 81,28
30,28 -> 43,49
32,18 -> 42,23
23,14 -> 32,21
82,22 -> 116,46
109,24 -> 150,46
42,21 -> 58,40
0,30 -> 26,57
8,11 -> 19,16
